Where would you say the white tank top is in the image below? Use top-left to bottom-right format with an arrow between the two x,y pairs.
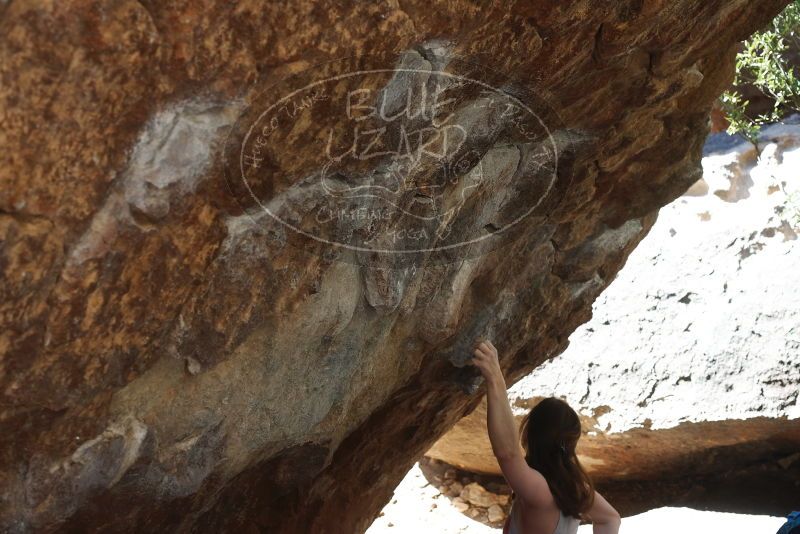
506,501 -> 580,534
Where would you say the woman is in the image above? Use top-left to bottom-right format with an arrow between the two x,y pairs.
472,339 -> 621,534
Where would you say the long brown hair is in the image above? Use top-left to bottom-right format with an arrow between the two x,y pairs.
519,397 -> 594,518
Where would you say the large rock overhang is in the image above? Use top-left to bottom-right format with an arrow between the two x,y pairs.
0,1 -> 791,532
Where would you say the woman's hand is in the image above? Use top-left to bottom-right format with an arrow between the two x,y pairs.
472,339 -> 503,385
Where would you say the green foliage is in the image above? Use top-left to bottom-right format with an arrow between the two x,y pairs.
722,1 -> 800,144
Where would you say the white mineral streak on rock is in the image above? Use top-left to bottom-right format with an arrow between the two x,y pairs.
28,416 -> 150,525
66,98 -> 243,270
64,415 -> 148,487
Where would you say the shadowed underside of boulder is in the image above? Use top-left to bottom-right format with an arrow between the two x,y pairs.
0,0 -> 791,532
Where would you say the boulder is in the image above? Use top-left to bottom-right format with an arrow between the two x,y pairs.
487,504 -> 505,523
0,0 -> 791,532
459,482 -> 509,508
427,123 -> 800,516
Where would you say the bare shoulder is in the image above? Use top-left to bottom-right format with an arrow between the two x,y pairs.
496,454 -> 556,509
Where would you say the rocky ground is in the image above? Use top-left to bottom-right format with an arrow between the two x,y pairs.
366,459 -> 787,534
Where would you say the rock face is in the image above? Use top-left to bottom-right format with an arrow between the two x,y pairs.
0,1 -> 791,532
427,122 -> 800,516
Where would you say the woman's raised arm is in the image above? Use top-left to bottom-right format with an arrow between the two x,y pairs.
472,340 -> 551,507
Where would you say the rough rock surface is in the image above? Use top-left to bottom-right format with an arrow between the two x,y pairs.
0,1 -> 791,532
427,122 -> 800,515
